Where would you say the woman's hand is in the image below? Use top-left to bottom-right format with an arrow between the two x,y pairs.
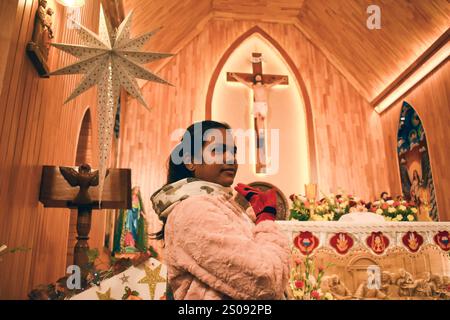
234,183 -> 277,223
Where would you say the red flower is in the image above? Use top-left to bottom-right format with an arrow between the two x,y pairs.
393,201 -> 400,207
304,201 -> 310,209
318,266 -> 324,273
311,290 -> 320,299
370,207 -> 377,213
290,194 -> 296,201
295,280 -> 305,289
381,203 -> 389,210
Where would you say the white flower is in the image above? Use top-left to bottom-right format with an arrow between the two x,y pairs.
387,200 -> 394,205
407,215 -> 414,221
340,203 -> 347,209
396,214 -> 403,221
324,292 -> 334,300
376,208 -> 383,215
384,216 -> 392,221
388,207 -> 396,214
398,205 -> 407,211
373,201 -> 380,206
411,208 -> 418,213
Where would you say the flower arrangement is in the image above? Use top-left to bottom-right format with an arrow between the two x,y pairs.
369,200 -> 418,222
289,253 -> 334,300
289,190 -> 419,222
289,192 -> 365,222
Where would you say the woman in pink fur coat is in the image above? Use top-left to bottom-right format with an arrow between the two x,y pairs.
151,120 -> 290,300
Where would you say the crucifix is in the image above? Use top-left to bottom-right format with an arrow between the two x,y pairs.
227,52 -> 288,173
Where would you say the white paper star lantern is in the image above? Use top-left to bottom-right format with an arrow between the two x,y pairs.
49,6 -> 173,204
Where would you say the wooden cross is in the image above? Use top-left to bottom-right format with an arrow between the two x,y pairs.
227,52 -> 288,173
39,165 -> 131,282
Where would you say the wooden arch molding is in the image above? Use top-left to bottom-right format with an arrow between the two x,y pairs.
205,25 -> 317,182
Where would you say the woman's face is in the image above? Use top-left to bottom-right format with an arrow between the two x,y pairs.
186,128 -> 238,187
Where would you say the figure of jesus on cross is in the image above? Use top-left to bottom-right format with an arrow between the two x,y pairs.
228,53 -> 288,173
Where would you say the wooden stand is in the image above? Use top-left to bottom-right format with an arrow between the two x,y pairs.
39,165 -> 131,278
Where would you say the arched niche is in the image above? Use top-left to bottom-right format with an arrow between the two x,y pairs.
397,101 -> 438,221
205,26 -> 317,198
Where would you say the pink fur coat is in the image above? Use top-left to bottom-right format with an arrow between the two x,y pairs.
163,193 -> 290,300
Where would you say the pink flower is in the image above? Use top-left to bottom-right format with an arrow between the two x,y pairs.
393,201 -> 400,207
311,290 -> 320,299
294,257 -> 303,266
318,266 -> 324,273
295,280 -> 305,289
381,203 -> 389,210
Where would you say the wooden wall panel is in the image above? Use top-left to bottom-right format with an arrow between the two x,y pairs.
0,0 -> 20,96
119,19 -> 390,254
380,61 -> 450,221
0,0 -> 104,299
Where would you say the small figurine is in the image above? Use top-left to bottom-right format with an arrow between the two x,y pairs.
59,164 -> 108,205
26,0 -> 55,76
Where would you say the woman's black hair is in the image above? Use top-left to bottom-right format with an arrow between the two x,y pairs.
151,120 -> 231,241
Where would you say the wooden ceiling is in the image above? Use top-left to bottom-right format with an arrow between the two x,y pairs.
115,0 -> 449,103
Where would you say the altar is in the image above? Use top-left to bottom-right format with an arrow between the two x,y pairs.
276,218 -> 450,300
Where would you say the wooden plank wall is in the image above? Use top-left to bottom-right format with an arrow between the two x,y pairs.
119,19 -> 390,251
0,0 -> 104,299
380,61 -> 450,221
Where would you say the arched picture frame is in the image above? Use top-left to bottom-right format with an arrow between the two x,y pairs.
397,101 -> 438,221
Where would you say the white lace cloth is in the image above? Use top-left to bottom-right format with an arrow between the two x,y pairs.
276,216 -> 450,256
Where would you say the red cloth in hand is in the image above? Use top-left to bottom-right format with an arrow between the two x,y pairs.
234,183 -> 277,224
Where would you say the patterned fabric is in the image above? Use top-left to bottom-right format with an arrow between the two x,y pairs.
151,178 -> 234,220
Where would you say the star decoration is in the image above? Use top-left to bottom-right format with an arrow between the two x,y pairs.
96,288 -> 115,300
48,6 -> 173,203
119,273 -> 130,284
138,264 -> 166,299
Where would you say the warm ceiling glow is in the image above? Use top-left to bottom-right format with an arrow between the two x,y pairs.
375,40 -> 449,114
56,0 -> 85,7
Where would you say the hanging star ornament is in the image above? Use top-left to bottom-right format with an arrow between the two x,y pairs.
48,6 -> 173,204
138,264 -> 166,299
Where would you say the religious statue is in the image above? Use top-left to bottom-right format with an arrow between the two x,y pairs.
326,274 -> 353,300
413,272 -> 433,297
410,170 -> 421,203
113,186 -> 148,255
26,0 -> 55,76
394,268 -> 416,297
41,7 -> 55,60
380,271 -> 400,298
354,269 -> 387,300
230,72 -> 286,122
60,164 -> 104,205
227,53 -> 288,173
